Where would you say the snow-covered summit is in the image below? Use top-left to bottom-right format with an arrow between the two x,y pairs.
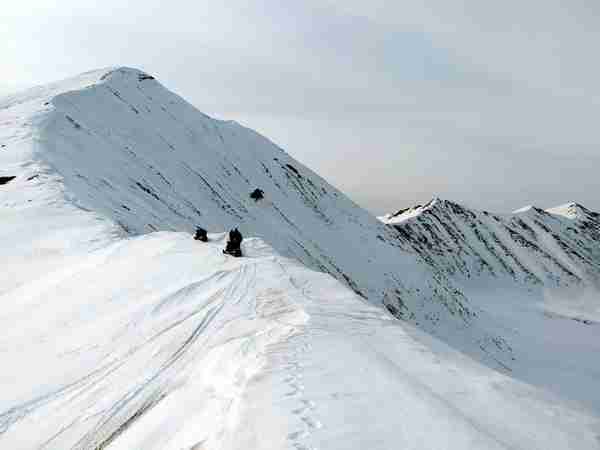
382,197 -> 600,285
0,67 -> 144,111
547,201 -> 596,219
1,67 -> 510,367
379,197 -> 439,223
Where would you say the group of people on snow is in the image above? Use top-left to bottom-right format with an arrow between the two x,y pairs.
192,187 -> 267,257
194,226 -> 244,257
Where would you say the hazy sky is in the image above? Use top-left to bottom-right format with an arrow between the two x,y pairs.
3,1 -> 599,213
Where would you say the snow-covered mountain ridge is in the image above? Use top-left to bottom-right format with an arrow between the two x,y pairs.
3,225 -> 598,449
3,68 -> 600,448
380,198 -> 600,287
380,197 -> 600,413
1,67 -> 510,366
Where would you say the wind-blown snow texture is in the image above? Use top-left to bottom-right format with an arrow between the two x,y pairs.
2,68 -> 600,449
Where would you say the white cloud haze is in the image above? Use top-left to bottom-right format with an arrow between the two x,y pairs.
3,0 -> 599,213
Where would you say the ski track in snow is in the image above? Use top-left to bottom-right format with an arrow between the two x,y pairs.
3,229 -> 598,448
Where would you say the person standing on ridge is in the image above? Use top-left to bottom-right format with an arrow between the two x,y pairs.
223,228 -> 243,257
193,226 -> 208,242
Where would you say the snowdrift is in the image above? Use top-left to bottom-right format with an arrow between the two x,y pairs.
2,228 -> 599,449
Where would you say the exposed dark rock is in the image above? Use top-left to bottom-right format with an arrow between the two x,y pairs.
385,303 -> 399,316
65,115 -> 82,129
0,176 -> 16,185
135,181 -> 160,200
285,163 -> 301,177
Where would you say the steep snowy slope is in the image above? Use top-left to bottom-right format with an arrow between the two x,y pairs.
4,68 -> 600,448
0,67 -> 512,368
381,198 -> 600,411
1,185 -> 599,448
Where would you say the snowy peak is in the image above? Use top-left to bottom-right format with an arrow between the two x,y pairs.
380,197 -> 447,223
381,198 -> 600,286
2,67 -> 510,368
547,202 -> 597,220
381,197 -> 481,225
0,67 -> 152,112
3,68 -> 600,448
99,66 -> 157,82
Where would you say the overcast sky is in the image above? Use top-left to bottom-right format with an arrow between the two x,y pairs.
3,1 -> 599,214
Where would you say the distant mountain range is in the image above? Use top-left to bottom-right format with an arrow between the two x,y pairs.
380,198 -> 600,289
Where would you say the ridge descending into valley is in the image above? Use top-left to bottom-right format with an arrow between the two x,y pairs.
0,67 -> 510,368
2,68 -> 600,449
381,198 -> 600,411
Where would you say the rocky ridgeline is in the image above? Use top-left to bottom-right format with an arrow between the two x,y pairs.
381,199 -> 600,287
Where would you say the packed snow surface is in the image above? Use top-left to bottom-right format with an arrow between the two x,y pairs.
2,68 -> 600,449
2,209 -> 599,449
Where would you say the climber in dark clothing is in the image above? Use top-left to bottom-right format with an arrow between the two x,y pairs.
250,188 -> 264,201
193,226 -> 208,242
223,228 -> 243,257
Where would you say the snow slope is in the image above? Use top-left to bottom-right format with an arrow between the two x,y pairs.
0,67 -> 512,368
2,68 -> 600,449
381,198 -> 600,412
1,198 -> 599,449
